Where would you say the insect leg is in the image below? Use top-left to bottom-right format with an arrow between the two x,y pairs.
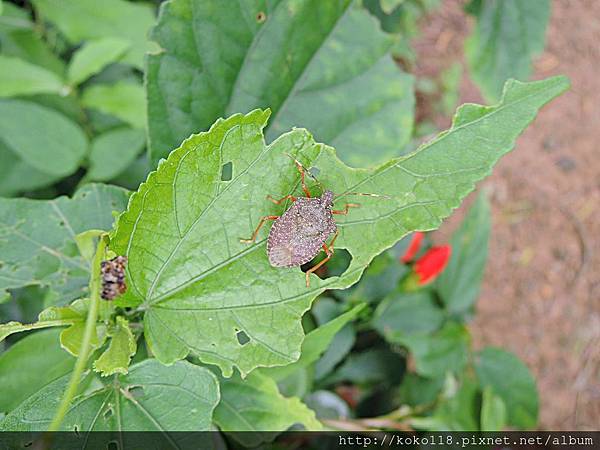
332,203 -> 360,215
240,216 -> 279,243
294,159 -> 312,198
305,231 -> 338,287
266,194 -> 297,204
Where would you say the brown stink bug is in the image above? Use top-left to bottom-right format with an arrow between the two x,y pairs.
100,255 -> 128,300
240,155 -> 385,287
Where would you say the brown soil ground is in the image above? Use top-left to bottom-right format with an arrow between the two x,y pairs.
413,0 -> 600,430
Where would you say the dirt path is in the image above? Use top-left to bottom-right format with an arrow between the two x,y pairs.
413,0 -> 600,430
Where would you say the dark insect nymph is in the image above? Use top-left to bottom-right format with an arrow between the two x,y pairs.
241,155 -> 383,287
100,255 -> 128,300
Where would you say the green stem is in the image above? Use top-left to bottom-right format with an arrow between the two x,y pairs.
47,237 -> 107,432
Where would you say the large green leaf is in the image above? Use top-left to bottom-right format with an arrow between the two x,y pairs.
465,0 -> 551,102
30,0 -> 155,69
0,99 -> 87,177
0,55 -> 66,97
146,0 -> 414,167
112,76 -> 567,377
214,371 -> 320,446
0,184 -> 129,304
475,347 -> 538,429
0,359 -> 220,432
435,191 -> 491,316
0,329 -> 74,413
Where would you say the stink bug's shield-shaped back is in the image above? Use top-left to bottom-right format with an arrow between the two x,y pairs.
267,191 -> 337,268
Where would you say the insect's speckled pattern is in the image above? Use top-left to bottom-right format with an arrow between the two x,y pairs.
267,191 -> 337,267
240,156 -> 362,287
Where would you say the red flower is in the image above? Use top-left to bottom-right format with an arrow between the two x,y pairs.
400,231 -> 425,263
414,245 -> 452,284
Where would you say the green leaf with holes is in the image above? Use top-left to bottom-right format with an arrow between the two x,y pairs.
146,0 -> 414,167
0,359 -> 220,432
111,76 -> 567,377
0,184 -> 129,305
214,371 -> 321,446
465,0 -> 551,102
260,302 -> 366,380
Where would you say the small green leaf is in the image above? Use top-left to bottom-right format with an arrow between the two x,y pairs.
475,347 -> 538,429
67,37 -> 130,86
392,322 -> 470,378
30,0 -> 155,69
87,127 -> 146,181
373,290 -> 444,337
214,371 -> 321,446
147,0 -> 414,166
0,329 -> 74,414
260,303 -> 366,381
93,316 -> 137,376
480,386 -> 507,431
0,298 -> 91,344
465,0 -> 551,101
0,184 -> 129,304
112,76 -> 568,377
0,359 -> 220,431
324,348 -> 404,386
82,81 -> 145,129
380,0 -> 406,14
436,191 -> 491,316
411,376 -> 479,431
74,229 -> 104,262
0,5 -> 65,76
0,99 -> 86,176
0,55 -> 66,97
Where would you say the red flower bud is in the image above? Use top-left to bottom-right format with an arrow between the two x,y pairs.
414,245 -> 452,284
400,231 -> 425,263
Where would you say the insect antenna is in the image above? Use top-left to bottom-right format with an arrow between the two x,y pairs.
334,192 -> 391,200
283,152 -> 324,190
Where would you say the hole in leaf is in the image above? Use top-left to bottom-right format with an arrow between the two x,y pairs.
107,441 -> 119,450
309,167 -> 320,178
221,162 -> 233,181
301,248 -> 352,280
256,11 -> 266,22
236,330 -> 250,345
59,221 -> 65,227
73,425 -> 80,436
128,386 -> 145,399
103,407 -> 113,421
24,442 -> 33,448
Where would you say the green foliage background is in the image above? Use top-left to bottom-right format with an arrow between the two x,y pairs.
0,0 -> 567,441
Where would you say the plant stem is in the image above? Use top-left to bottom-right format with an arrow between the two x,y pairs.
47,237 -> 106,432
